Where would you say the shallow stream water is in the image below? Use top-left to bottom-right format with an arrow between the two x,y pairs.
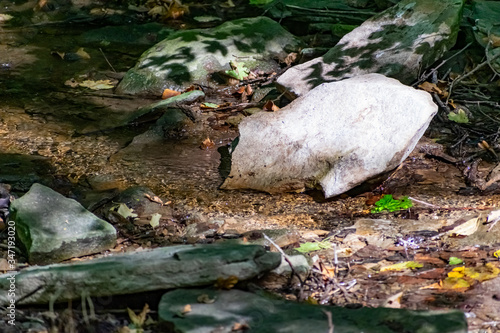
1,9 -> 498,232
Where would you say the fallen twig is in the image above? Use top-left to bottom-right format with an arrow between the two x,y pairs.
322,310 -> 335,333
263,233 -> 304,286
446,51 -> 500,105
414,42 -> 472,87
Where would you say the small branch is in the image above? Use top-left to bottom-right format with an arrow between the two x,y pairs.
414,42 -> 472,87
263,233 -> 304,286
99,48 -> 116,73
446,51 -> 500,105
407,196 -> 440,208
322,310 -> 335,333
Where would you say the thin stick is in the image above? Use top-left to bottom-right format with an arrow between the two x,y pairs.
407,196 -> 440,208
446,51 -> 500,105
263,233 -> 304,286
99,48 -> 116,73
414,42 -> 472,87
322,310 -> 335,333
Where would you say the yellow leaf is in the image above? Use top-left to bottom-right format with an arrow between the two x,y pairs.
0,14 -> 14,22
214,276 -> 238,290
381,261 -> 423,272
449,277 -> 470,289
115,203 -> 138,219
493,249 -> 500,258
127,304 -> 149,327
76,47 -> 91,60
464,263 -> 500,282
447,271 -> 464,278
305,296 -> 318,305
79,79 -> 114,90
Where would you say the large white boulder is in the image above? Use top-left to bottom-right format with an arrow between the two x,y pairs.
221,74 -> 437,198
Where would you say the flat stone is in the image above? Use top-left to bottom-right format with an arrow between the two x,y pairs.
221,74 -> 437,198
158,288 -> 467,333
276,0 -> 464,98
9,183 -> 116,264
0,244 -> 280,305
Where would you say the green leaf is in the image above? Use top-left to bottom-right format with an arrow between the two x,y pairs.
381,261 -> 423,271
202,102 -> 219,108
150,213 -> 161,229
371,195 -> 413,213
116,203 -> 138,219
449,257 -> 463,265
295,241 -> 331,253
225,61 -> 249,80
447,109 -> 469,124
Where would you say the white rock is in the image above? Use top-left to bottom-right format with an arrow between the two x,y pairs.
221,74 -> 437,198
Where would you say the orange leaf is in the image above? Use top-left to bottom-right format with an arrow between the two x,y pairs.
418,81 -> 448,98
162,88 -> 181,99
200,137 -> 215,150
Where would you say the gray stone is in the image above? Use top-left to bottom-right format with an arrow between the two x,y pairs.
470,1 -> 500,73
9,183 -> 116,264
276,0 -> 463,98
116,17 -> 304,95
271,254 -> 310,275
221,74 -> 437,198
123,90 -> 204,126
158,288 -> 467,333
0,244 -> 280,305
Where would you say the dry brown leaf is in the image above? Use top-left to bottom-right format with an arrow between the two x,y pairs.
245,84 -> 253,96
489,34 -> 500,47
52,51 -> 66,60
197,294 -> 216,304
220,0 -> 235,8
200,137 -> 215,150
263,100 -> 279,112
162,88 -> 181,99
166,1 -> 189,20
181,304 -> 191,314
448,216 -> 481,236
383,291 -> 403,308
232,322 -> 250,331
144,193 -> 163,205
284,52 -> 299,66
35,0 -> 48,10
64,78 -> 79,88
418,81 -> 448,98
